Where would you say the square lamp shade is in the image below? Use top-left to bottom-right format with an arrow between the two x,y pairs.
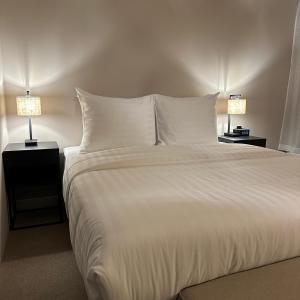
16,95 -> 41,116
16,91 -> 41,146
227,99 -> 247,115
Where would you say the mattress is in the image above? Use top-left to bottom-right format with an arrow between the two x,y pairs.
63,143 -> 300,300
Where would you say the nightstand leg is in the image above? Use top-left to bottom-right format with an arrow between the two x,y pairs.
8,186 -> 16,230
58,194 -> 64,223
56,173 -> 65,223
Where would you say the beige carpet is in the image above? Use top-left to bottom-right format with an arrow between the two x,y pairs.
0,223 -> 87,300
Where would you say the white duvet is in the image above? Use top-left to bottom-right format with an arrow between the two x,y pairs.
63,144 -> 300,300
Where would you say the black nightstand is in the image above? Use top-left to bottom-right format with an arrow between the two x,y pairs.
2,142 -> 64,230
218,136 -> 267,148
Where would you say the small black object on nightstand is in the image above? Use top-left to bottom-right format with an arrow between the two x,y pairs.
218,136 -> 267,148
2,142 -> 65,230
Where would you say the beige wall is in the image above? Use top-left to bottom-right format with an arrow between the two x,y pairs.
1,0 -> 297,150
0,43 -> 8,261
0,97 -> 8,261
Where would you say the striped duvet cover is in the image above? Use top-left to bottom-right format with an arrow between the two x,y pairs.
63,144 -> 300,300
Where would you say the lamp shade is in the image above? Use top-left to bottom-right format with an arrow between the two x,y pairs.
228,99 -> 246,115
16,93 -> 41,116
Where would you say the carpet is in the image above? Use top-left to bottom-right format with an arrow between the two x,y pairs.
0,223 -> 87,300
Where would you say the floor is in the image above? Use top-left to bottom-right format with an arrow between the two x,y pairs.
0,223 -> 88,300
2,222 -> 300,300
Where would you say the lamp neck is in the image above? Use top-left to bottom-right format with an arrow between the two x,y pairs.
227,114 -> 231,134
28,116 -> 33,140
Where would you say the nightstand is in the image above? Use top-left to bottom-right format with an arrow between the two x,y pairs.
218,136 -> 267,148
2,142 -> 64,230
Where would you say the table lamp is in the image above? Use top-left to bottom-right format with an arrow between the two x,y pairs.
16,91 -> 41,146
224,94 -> 247,137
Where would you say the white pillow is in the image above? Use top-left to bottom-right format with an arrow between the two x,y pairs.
155,94 -> 219,145
76,89 -> 156,153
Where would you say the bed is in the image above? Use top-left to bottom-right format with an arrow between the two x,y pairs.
63,142 -> 300,300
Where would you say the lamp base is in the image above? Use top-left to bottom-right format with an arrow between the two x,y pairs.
25,139 -> 38,146
224,132 -> 241,137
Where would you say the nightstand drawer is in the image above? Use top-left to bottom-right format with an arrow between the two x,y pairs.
3,149 -> 59,168
5,165 -> 59,186
236,139 -> 266,147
